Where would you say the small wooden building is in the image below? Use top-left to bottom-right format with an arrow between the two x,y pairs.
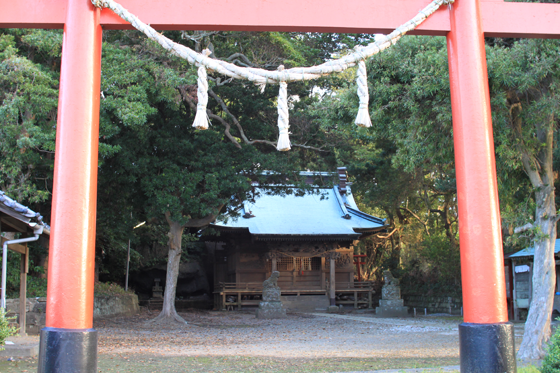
0,191 -> 50,335
505,239 -> 560,320
210,169 -> 387,311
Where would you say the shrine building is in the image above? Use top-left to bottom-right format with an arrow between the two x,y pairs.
210,168 -> 387,311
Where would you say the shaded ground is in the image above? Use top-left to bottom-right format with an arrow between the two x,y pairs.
0,309 -> 534,372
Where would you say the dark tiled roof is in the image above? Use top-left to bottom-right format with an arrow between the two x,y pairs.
0,191 -> 50,235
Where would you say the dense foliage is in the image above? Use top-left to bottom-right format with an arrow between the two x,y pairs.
541,325 -> 560,373
5,250 -> 47,298
316,35 -> 559,358
0,25 -> 558,347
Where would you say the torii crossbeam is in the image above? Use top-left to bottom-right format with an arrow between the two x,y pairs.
2,0 -> 559,371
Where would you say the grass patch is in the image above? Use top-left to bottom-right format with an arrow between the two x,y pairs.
519,366 -> 540,373
0,355 -> 460,372
96,355 -> 460,373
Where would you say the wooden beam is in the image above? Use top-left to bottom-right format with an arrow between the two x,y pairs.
1,237 -> 28,255
1,0 -> 559,38
0,217 -> 28,234
20,248 -> 28,337
0,208 -> 31,233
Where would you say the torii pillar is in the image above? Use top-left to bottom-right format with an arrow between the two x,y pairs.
2,0 -> 560,371
37,1 -> 102,372
447,0 -> 515,371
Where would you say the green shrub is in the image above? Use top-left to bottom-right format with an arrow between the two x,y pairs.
0,308 -> 18,351
541,326 -> 560,372
94,282 -> 133,297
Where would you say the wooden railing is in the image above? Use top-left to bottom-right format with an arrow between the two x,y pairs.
218,282 -> 263,291
214,281 -> 375,311
335,281 -> 374,289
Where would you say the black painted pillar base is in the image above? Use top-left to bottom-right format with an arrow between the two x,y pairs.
38,327 -> 98,373
459,322 -> 516,373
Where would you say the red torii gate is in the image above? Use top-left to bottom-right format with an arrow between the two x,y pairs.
2,0 -> 560,371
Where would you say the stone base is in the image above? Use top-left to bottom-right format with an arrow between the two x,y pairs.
281,295 -> 329,312
376,305 -> 409,317
255,301 -> 286,319
0,335 -> 39,357
379,299 -> 404,307
460,322 -> 516,372
327,305 -> 341,313
38,327 -> 97,373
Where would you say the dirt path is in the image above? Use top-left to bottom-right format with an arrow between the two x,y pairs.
96,310 -> 462,359
1,309 -> 535,372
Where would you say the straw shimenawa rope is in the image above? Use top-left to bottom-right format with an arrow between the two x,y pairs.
192,49 -> 212,130
355,59 -> 372,128
276,66 -> 291,151
92,0 -> 454,148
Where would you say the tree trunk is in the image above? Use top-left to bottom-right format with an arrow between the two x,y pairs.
149,220 -> 187,325
517,187 -> 557,359
517,113 -> 557,359
147,207 -> 223,325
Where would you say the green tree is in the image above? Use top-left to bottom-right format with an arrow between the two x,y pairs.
320,35 -> 560,359
0,31 -> 59,205
488,38 -> 560,359
95,30 -> 353,323
312,36 -> 460,288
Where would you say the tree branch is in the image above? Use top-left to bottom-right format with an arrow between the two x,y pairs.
183,203 -> 225,228
399,207 -> 430,235
208,88 -> 330,152
164,211 -> 173,226
210,76 -> 234,87
225,53 -> 256,67
510,98 -> 544,188
178,86 -> 241,148
376,227 -> 398,239
514,223 -> 534,234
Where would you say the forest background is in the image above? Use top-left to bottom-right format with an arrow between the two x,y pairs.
0,20 -> 559,358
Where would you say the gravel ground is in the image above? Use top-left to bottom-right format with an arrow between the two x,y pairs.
96,309 -> 463,360
0,310 -> 536,373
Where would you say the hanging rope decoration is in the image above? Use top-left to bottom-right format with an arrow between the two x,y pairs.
355,59 -> 372,128
276,66 -> 291,151
192,49 -> 212,130
92,0 -> 454,149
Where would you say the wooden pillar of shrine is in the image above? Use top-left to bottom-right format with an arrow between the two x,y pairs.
329,257 -> 336,306
19,245 -> 28,337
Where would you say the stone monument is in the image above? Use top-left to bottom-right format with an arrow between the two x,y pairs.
256,271 -> 287,319
375,270 -> 409,317
152,278 -> 163,299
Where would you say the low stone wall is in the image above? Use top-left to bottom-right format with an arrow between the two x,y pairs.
94,294 -> 139,318
403,294 -> 462,314
6,298 -> 46,335
6,294 -> 139,334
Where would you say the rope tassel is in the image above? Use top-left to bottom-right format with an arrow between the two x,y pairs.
192,49 -> 211,130
355,60 -> 372,128
276,66 -> 291,151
